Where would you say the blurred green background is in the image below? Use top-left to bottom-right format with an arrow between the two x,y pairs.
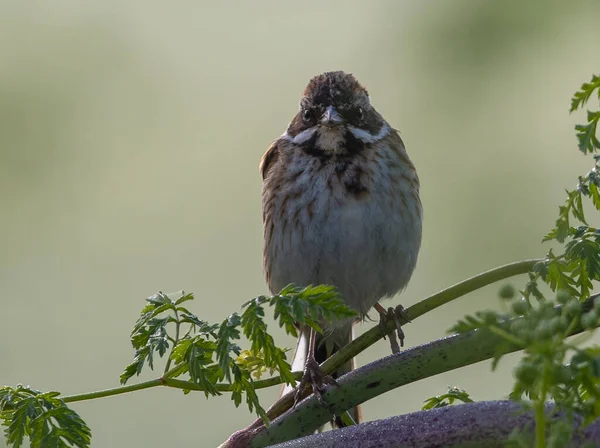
1,1 -> 600,446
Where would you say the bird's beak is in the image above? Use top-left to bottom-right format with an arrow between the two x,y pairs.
320,106 -> 343,127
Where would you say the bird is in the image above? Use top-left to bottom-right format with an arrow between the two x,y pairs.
260,71 -> 422,428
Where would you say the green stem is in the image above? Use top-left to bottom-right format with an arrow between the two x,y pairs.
61,370 -> 302,404
63,379 -> 163,403
321,258 -> 541,376
336,411 -> 357,427
487,324 -> 526,347
163,374 -> 299,392
565,315 -> 580,337
163,308 -> 181,374
535,363 -> 549,448
162,363 -> 184,379
407,258 -> 542,320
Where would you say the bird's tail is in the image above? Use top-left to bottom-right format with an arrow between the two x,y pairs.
281,325 -> 361,429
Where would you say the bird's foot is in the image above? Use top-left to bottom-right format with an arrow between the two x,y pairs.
294,357 -> 338,407
376,303 -> 411,354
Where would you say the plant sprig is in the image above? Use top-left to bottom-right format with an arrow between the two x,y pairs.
0,386 -> 91,448
121,286 -> 356,421
571,74 -> 600,154
453,287 -> 600,447
0,285 -> 355,447
422,387 -> 474,410
449,73 -> 600,448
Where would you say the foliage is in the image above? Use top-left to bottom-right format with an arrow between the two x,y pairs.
421,387 -> 474,410
452,74 -> 600,448
0,386 -> 91,448
571,75 -> 600,154
452,290 -> 600,446
122,286 -> 355,420
0,286 -> 355,447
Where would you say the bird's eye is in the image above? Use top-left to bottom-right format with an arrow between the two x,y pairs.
302,108 -> 314,123
344,107 -> 363,123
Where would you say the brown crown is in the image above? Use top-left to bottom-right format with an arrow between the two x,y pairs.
303,71 -> 369,108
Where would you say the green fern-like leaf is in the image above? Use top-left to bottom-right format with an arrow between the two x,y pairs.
570,74 -> 600,112
0,387 -> 91,448
576,111 -> 600,154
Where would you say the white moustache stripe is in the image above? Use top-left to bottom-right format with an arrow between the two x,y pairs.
281,127 -> 316,144
348,123 -> 390,143
281,123 -> 389,145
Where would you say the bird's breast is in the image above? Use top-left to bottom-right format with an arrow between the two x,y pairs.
262,146 -> 422,317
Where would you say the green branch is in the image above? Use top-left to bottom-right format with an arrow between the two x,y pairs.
406,258 -> 541,320
251,327 -> 516,446
320,259 -> 540,383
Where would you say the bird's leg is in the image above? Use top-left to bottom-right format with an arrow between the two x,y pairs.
374,302 -> 411,354
294,328 -> 338,407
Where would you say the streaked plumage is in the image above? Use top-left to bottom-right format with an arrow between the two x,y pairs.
260,71 -> 422,428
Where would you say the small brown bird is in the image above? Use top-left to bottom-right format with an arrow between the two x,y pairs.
260,71 -> 422,427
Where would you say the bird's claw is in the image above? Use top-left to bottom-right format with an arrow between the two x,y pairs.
294,357 -> 338,408
377,304 -> 410,354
